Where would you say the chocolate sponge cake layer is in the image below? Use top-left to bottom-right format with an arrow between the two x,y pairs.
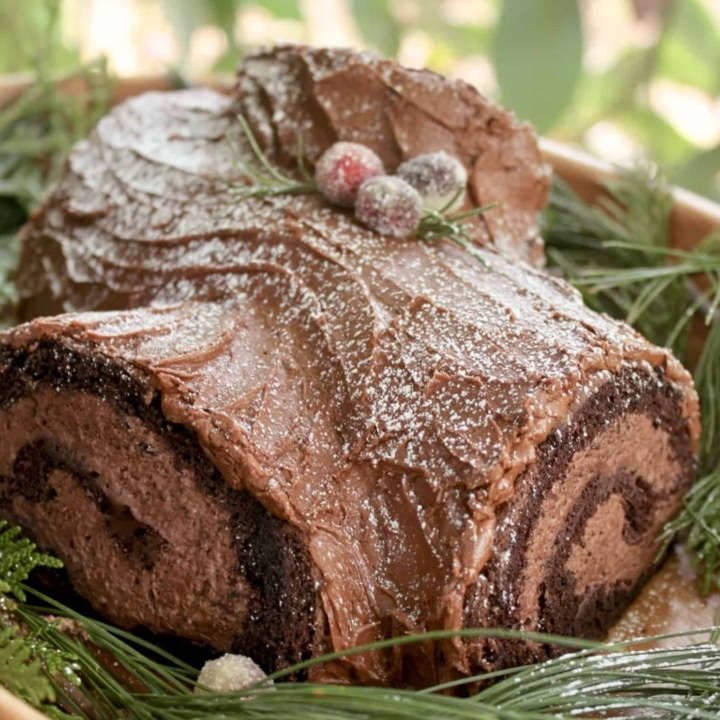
0,46 -> 701,687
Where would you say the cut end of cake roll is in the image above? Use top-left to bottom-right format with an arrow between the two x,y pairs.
463,363 -> 697,674
0,332 -> 319,674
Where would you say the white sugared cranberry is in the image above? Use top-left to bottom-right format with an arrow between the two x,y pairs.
195,653 -> 272,694
396,151 -> 467,212
315,142 -> 385,206
355,176 -> 423,237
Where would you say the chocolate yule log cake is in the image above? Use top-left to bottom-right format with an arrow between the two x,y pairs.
0,45 -> 701,688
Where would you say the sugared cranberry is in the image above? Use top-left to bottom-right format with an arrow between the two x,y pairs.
355,176 -> 423,237
195,653 -> 271,693
315,142 -> 385,206
396,151 -> 467,212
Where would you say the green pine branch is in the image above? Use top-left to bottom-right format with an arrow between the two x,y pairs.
0,52 -> 112,328
0,625 -> 58,709
11,586 -> 720,720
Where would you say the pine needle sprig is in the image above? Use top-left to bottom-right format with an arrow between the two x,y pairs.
225,114 -> 319,199
472,639 -> 720,716
417,199 -> 498,266
695,314 -> 720,470
226,117 -> 497,258
0,620 -> 82,718
0,625 -> 60,711
16,586 -> 197,719
543,171 -> 696,355
661,316 -> 720,592
13,585 -> 720,720
0,523 -> 80,716
0,55 -> 113,327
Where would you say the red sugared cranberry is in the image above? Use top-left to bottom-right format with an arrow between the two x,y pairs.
315,142 -> 385,206
355,176 -> 423,237
396,151 -> 467,212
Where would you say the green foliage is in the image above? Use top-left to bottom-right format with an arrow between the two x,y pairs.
545,167 -> 720,374
0,522 -> 63,602
543,169 -> 689,353
658,0 -> 720,94
555,47 -> 645,136
0,43 -> 112,326
351,0 -> 400,58
0,524 -> 80,716
410,0 -> 494,73
671,145 -> 720,200
0,0 -> 79,75
663,313 -> 720,591
0,620 -> 81,715
208,0 -> 243,31
258,0 -> 303,21
0,626 -> 59,709
227,114 -> 318,197
162,0 -> 214,73
0,3 -> 111,207
618,106 -> 697,165
493,0 -> 583,133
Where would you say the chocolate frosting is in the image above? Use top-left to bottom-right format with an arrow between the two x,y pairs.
4,46 -> 701,685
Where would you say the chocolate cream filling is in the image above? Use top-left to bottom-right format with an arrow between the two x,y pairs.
0,340 -> 317,673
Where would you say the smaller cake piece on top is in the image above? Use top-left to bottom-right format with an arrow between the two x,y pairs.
236,44 -> 551,266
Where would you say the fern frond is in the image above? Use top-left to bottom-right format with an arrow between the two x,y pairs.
0,625 -> 57,707
0,521 -> 63,602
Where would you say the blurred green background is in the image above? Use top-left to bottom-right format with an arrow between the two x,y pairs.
1,0 -> 719,201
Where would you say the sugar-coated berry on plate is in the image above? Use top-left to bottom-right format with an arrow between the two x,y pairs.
195,653 -> 272,693
355,175 -> 423,237
396,151 -> 468,212
315,142 -> 385,206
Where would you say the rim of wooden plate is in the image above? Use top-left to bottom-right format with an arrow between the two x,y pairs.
539,137 -> 720,252
0,77 -> 719,720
